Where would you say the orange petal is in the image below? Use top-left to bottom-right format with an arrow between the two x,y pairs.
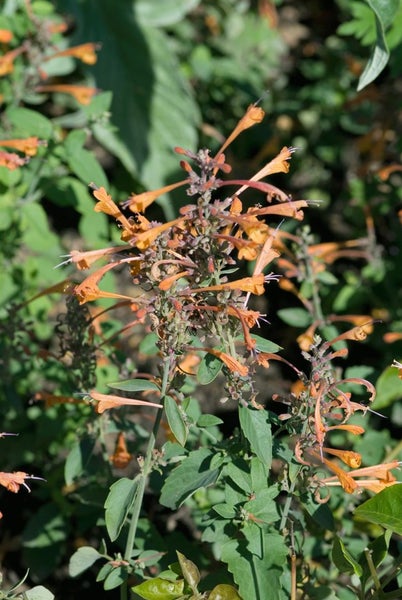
90,390 -> 162,413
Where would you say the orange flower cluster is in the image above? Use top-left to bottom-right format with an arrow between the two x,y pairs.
63,104 -> 309,404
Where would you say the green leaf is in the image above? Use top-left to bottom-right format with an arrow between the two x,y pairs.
62,0 -> 200,191
277,308 -> 312,328
24,586 -> 55,600
108,378 -> 160,393
104,478 -> 137,541
243,488 -> 280,525
221,536 -> 287,600
131,577 -> 185,600
208,584 -> 242,600
331,536 -> 363,576
160,448 -> 220,509
103,566 -> 127,590
372,366 -> 402,409
213,503 -> 237,519
177,551 -> 200,591
133,0 -> 201,26
238,406 -> 272,468
359,530 -> 392,587
69,546 -> 102,577
197,414 -> 223,427
197,352 -> 223,384
66,140 -> 108,189
65,436 -> 97,486
354,485 -> 402,534
251,334 -> 282,353
357,0 -> 400,90
301,494 -> 335,531
165,396 -> 188,446
5,106 -> 53,139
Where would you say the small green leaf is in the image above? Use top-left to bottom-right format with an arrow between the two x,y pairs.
197,414 -> 223,427
251,334 -> 282,353
208,584 -> 242,600
108,379 -> 160,393
359,530 -> 392,587
131,577 -> 185,600
354,485 -> 402,535
197,352 -> 223,384
213,504 -> 237,519
238,406 -> 272,468
160,448 -> 220,509
332,536 -> 363,576
24,586 -> 55,600
103,566 -> 127,591
277,308 -> 312,328
104,478 -> 137,542
69,546 -> 102,577
165,396 -> 188,446
177,551 -> 200,591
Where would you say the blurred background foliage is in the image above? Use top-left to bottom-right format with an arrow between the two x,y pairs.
1,0 -> 402,597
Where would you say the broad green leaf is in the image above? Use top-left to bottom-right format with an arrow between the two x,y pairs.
69,546 -> 102,577
66,145 -> 108,188
301,493 -> 335,531
132,577 -> 184,600
208,584 -> 242,600
165,396 -> 188,446
277,308 -> 312,328
372,366 -> 402,409
96,562 -> 113,582
5,106 -> 53,139
332,536 -> 363,576
354,485 -> 402,534
238,406 -> 272,468
104,478 -> 137,541
65,436 -> 96,486
61,0 -> 200,191
23,504 -> 67,549
251,334 -> 282,353
225,461 -> 252,494
222,537 -> 287,600
243,489 -> 280,524
160,448 -> 220,509
133,0 -> 201,27
197,352 -> 223,384
24,586 -> 55,600
108,378 -> 160,393
357,0 -> 400,90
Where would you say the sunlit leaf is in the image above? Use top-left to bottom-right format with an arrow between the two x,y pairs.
104,478 -> 137,541
354,485 -> 402,534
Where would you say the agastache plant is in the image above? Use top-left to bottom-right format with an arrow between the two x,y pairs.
62,105 -> 400,599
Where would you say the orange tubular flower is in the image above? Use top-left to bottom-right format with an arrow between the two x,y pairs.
56,246 -> 130,270
43,42 -> 101,65
0,471 -> 43,493
203,348 -> 249,377
0,46 -> 24,76
36,84 -> 98,105
321,460 -> 401,494
89,390 -> 162,414
0,29 -> 13,43
110,432 -> 132,469
236,146 -> 297,196
215,103 -> 265,160
74,261 -> 134,304
125,179 -> 190,212
92,186 -> 133,234
185,274 -> 266,296
0,150 -> 28,169
0,137 -> 44,157
322,447 -> 362,468
132,218 -> 185,251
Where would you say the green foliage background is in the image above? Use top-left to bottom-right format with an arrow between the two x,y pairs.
1,0 -> 402,598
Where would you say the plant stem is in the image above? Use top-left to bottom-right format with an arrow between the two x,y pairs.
120,358 -> 171,600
